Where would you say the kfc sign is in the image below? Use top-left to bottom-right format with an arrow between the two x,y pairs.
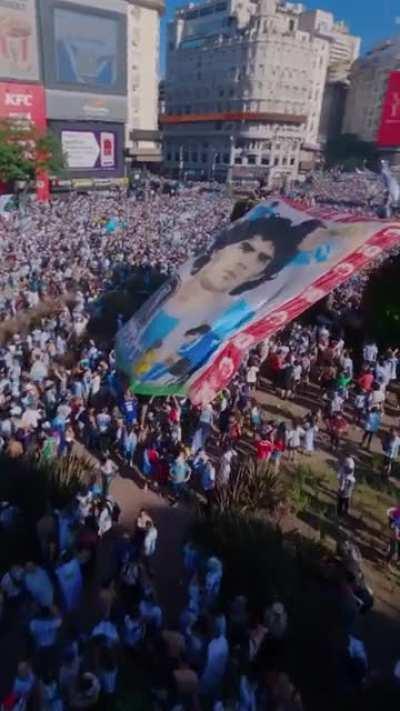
377,71 -> 400,147
0,82 -> 46,131
5,92 -> 33,107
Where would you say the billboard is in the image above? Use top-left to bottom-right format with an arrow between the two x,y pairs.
116,200 -> 400,404
45,89 -> 126,122
40,0 -> 127,95
377,71 -> 400,147
0,0 -> 40,81
0,82 -> 46,130
49,120 -> 124,178
61,129 -> 116,170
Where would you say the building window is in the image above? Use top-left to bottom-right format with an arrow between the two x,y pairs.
290,157 -> 295,165
202,153 -> 207,163
261,156 -> 269,165
192,152 -> 198,162
175,152 -> 180,162
167,153 -> 172,162
223,153 -> 230,164
219,89 -> 225,97
234,157 -> 242,164
274,157 -> 279,166
282,157 -> 287,165
215,154 -> 221,164
289,19 -> 295,32
183,151 -> 189,162
247,155 -> 256,165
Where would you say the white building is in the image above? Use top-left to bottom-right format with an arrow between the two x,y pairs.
343,37 -> 400,165
125,0 -> 164,168
162,0 -> 358,186
298,10 -> 360,144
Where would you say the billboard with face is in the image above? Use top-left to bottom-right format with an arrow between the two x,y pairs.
40,0 -> 127,95
377,71 -> 400,147
0,0 -> 40,81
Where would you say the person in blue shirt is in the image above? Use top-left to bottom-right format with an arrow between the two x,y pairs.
169,450 -> 191,496
361,407 -> 381,451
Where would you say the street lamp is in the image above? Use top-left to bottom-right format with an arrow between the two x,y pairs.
227,135 -> 235,185
179,145 -> 184,182
14,179 -> 28,215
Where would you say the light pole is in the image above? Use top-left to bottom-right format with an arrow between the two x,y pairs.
178,145 -> 184,182
227,135 -> 235,185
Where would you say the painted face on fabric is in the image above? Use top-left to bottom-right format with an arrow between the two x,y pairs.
197,235 -> 275,294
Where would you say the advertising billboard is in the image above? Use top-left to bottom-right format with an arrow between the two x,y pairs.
49,120 -> 124,178
0,82 -> 46,130
45,89 -> 126,122
40,0 -> 127,95
61,129 -> 116,170
377,71 -> 400,147
0,0 -> 40,81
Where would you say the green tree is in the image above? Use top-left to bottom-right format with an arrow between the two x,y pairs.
325,133 -> 378,170
0,119 -> 64,184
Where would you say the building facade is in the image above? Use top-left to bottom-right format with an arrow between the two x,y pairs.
343,38 -> 400,165
0,0 -> 163,189
162,0 -> 358,186
298,10 -> 360,144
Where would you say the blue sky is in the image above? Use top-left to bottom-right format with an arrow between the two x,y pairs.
160,0 -> 400,74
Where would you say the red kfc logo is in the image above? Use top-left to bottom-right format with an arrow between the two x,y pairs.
5,92 -> 32,107
0,82 -> 46,131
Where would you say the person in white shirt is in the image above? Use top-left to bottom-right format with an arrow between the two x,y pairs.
363,341 -> 378,364
29,606 -> 62,649
100,454 -> 118,496
139,589 -> 163,631
97,498 -> 114,538
142,520 -> 158,575
200,620 -> 229,697
1,564 -> 25,602
246,365 -> 259,390
287,422 -> 305,462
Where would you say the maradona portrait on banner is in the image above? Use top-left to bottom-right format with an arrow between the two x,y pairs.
116,200 -> 381,394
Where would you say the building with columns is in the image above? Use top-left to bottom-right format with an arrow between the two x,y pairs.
343,37 -> 400,167
125,0 -> 164,168
161,0 -> 359,186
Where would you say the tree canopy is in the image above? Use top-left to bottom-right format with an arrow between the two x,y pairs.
325,133 -> 378,171
0,120 -> 64,185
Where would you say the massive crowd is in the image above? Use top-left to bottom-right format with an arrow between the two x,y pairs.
0,177 -> 399,709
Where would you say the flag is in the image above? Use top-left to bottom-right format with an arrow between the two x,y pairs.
116,199 -> 400,404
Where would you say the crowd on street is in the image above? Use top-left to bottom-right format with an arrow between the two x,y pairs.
0,178 -> 399,709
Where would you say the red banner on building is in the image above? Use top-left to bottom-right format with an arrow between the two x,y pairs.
0,82 -> 49,201
377,71 -> 400,147
0,82 -> 46,131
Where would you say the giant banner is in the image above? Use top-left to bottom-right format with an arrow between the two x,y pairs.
116,200 -> 400,404
0,0 -> 40,81
377,71 -> 400,147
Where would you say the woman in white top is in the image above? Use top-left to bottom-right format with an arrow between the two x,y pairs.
287,421 -> 305,462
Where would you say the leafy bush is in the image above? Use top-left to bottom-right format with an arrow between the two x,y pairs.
0,452 -> 95,519
213,456 -> 287,515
